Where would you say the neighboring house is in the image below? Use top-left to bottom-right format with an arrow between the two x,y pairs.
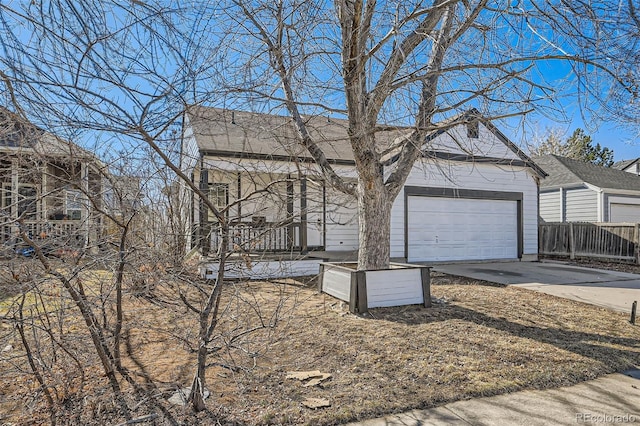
535,155 -> 640,223
0,108 -> 104,250
613,158 -> 640,176
180,106 -> 545,263
102,174 -> 151,243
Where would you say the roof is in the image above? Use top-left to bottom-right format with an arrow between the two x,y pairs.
613,158 -> 639,171
186,106 -> 545,176
186,106 -> 407,163
534,154 -> 640,191
0,107 -> 95,160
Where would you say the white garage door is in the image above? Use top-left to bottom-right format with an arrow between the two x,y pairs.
407,197 -> 518,262
610,203 -> 640,223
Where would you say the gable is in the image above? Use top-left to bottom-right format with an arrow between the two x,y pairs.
426,121 -> 520,160
613,158 -> 639,172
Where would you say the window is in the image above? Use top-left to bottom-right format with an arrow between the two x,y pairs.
209,183 -> 228,209
208,183 -> 228,222
66,189 -> 83,220
467,120 -> 479,139
17,185 -> 37,219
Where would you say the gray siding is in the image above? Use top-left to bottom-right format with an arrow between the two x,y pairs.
539,190 -> 561,222
565,188 -> 598,222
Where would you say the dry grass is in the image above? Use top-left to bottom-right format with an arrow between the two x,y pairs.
1,268 -> 640,425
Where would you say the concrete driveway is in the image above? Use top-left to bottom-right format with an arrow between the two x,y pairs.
433,261 -> 640,314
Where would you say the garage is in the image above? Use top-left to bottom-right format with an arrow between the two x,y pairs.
610,203 -> 640,223
407,196 -> 519,262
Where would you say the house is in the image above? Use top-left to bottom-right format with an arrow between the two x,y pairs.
180,106 -> 545,271
0,108 -> 104,252
535,154 -> 640,223
613,158 -> 640,176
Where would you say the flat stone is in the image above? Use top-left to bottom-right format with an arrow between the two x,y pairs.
167,387 -> 209,406
302,398 -> 331,409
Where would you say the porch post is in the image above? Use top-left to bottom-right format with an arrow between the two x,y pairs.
10,159 -> 18,221
41,162 -> 47,221
199,168 -> 210,256
300,177 -> 308,253
81,161 -> 90,249
322,181 -> 327,250
236,172 -> 242,222
286,176 -> 294,250
10,159 -> 19,242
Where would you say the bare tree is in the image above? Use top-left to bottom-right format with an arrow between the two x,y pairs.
0,1 -> 637,419
0,3 -> 307,416
569,0 -> 640,138
212,0 -> 637,269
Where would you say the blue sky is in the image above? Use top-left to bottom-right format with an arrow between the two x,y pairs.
504,57 -> 638,161
505,111 -> 638,162
0,1 -> 636,162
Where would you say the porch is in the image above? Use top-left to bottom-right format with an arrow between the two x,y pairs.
1,219 -> 87,256
192,165 -> 359,256
196,220 -> 307,255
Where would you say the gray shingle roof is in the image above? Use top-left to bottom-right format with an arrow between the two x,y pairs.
186,106 -> 410,163
534,154 -> 640,191
1,107 -> 99,160
613,158 -> 639,171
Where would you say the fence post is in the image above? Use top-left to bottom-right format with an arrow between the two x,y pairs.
635,223 -> 640,265
569,222 -> 575,260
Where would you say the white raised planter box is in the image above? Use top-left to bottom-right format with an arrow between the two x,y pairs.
318,262 -> 431,313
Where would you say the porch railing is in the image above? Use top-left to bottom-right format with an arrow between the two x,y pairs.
200,222 -> 302,254
1,220 -> 85,248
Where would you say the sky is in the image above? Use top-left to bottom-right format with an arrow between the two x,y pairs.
564,119 -> 637,162
0,1 -> 637,163
505,58 -> 639,162
514,112 -> 639,162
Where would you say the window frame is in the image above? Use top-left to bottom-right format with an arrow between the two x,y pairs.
65,188 -> 83,220
208,183 -> 229,221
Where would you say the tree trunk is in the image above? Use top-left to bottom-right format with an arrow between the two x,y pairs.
189,222 -> 228,412
356,169 -> 391,271
190,343 -> 208,411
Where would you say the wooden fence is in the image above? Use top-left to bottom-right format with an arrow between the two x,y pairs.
539,222 -> 640,263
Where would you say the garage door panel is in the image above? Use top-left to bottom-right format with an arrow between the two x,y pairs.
610,203 -> 640,223
408,197 -> 517,262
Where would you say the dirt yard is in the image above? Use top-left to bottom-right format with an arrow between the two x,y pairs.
1,269 -> 639,425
